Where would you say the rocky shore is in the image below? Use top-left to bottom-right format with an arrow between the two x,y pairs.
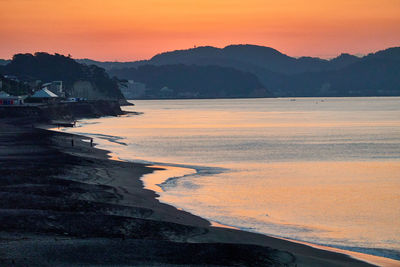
0,119 -> 375,266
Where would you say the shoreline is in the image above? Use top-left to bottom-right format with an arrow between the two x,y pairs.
58,121 -> 396,266
82,117 -> 399,266
0,118 -> 390,266
95,133 -> 398,265
139,162 -> 400,267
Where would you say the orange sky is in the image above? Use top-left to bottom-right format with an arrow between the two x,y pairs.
1,0 -> 399,60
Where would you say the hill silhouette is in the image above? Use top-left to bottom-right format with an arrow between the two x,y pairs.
149,45 -> 337,75
79,45 -> 364,74
97,45 -> 399,97
2,46 -> 397,98
0,53 -> 124,99
0,59 -> 10,66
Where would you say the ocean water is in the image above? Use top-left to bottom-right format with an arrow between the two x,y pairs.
64,97 -> 400,260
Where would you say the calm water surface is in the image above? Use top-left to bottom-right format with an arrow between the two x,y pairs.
65,98 -> 400,260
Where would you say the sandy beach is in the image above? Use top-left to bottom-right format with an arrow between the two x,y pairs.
0,118 -> 384,266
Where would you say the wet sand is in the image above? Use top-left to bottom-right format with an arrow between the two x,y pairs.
0,119 -> 380,266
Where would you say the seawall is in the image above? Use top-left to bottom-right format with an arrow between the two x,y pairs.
0,100 -> 123,122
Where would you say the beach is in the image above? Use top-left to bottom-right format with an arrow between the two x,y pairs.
2,0 -> 399,264
0,117 -> 386,266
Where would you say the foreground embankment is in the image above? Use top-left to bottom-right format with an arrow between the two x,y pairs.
0,100 -> 123,123
0,120 -> 375,266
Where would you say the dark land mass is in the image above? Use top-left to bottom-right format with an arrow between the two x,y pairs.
78,45 -> 400,98
0,53 -> 126,102
0,59 -> 10,66
110,64 -> 272,99
0,112 -> 375,266
0,101 -> 123,123
0,75 -> 32,96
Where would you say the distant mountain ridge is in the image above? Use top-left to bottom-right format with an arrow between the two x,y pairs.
77,44 -> 366,74
85,45 -> 399,98
150,45 -> 334,75
64,45 -> 400,97
5,45 -> 398,99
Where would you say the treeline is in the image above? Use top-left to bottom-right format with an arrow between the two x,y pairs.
0,53 -> 124,98
0,76 -> 32,96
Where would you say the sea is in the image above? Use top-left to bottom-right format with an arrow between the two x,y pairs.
62,97 -> 400,261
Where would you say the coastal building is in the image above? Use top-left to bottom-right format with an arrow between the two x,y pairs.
42,81 -> 64,97
0,91 -> 10,98
0,91 -> 25,105
28,88 -> 59,103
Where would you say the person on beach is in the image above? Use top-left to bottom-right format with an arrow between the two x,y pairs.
90,138 -> 93,147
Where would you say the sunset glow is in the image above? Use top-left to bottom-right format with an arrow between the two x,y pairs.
1,0 -> 399,60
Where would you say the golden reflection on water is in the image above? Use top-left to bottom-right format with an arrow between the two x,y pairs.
156,161 -> 400,249
61,98 -> 400,259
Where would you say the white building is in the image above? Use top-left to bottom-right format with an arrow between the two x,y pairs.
42,81 -> 64,97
